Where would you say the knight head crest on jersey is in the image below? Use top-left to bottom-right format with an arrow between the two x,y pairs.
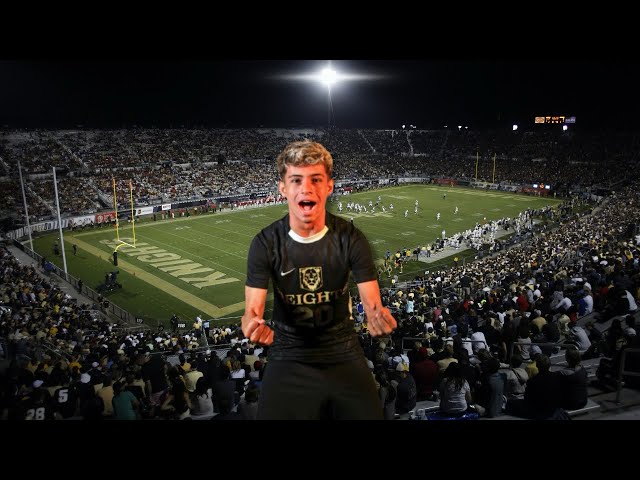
299,266 -> 323,292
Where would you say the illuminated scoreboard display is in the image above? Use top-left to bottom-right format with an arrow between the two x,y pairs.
535,115 -> 576,124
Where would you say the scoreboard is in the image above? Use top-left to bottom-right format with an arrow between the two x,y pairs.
535,115 -> 576,124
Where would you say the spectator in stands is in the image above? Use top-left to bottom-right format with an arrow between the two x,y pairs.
558,348 -> 588,410
501,353 -> 528,399
375,369 -> 396,420
564,324 -> 591,351
213,365 -> 239,413
438,362 -> 474,417
184,362 -> 203,393
506,353 -> 562,419
141,353 -> 168,397
160,375 -> 191,420
393,361 -> 417,415
526,346 -> 543,378
578,287 -> 594,317
237,382 -> 260,420
112,380 -> 139,420
97,376 -> 115,417
474,356 -> 505,418
190,377 -> 214,417
412,346 -> 439,401
212,395 -> 242,421
241,141 -> 396,420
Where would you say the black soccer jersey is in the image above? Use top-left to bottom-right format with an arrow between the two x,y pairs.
246,212 -> 376,363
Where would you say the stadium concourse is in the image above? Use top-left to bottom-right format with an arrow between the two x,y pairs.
0,127 -> 639,420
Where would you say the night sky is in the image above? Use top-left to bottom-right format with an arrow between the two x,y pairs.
1,59 -> 639,131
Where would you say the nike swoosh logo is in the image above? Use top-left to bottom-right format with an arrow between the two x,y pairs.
281,268 -> 296,276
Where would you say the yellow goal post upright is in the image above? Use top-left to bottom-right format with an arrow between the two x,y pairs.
112,177 -> 138,253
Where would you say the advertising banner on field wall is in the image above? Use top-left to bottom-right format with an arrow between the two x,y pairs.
519,186 -> 551,196
95,212 -> 116,223
398,177 -> 428,184
71,214 -> 96,226
161,204 -> 172,211
434,178 -> 457,185
134,206 -> 154,216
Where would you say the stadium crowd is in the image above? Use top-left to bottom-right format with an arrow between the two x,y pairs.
0,126 -> 639,420
1,127 -> 637,225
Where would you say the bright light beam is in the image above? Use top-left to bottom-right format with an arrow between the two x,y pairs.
269,61 -> 389,127
320,67 -> 338,87
271,62 -> 389,83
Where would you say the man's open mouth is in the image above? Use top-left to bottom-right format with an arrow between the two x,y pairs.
299,200 -> 316,212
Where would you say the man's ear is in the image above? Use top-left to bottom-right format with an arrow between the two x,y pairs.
328,178 -> 334,195
278,180 -> 286,198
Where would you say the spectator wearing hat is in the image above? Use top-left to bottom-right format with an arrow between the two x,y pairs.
525,346 -> 543,378
412,347 -> 439,401
392,361 -> 416,415
76,372 -> 93,399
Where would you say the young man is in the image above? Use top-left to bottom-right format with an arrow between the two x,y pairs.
242,141 -> 397,420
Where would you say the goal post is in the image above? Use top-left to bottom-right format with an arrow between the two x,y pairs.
111,177 -> 137,253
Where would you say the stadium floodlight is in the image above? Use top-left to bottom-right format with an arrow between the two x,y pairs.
272,62 -> 387,127
562,124 -> 568,131
319,67 -> 338,87
512,124 -> 518,131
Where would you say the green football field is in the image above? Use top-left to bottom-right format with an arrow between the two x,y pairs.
31,185 -> 560,328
